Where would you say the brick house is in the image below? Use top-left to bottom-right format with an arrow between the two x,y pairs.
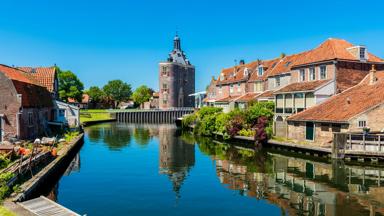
17,66 -> 59,99
271,38 -> 384,137
0,64 -> 53,142
287,67 -> 384,146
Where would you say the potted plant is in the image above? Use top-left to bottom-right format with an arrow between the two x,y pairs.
363,127 -> 370,136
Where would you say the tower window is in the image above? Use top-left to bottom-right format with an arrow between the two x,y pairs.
162,66 -> 168,76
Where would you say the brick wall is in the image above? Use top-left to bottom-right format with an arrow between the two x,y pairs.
0,73 -> 21,140
349,103 -> 384,132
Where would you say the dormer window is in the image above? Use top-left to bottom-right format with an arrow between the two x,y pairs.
359,47 -> 367,60
244,68 -> 250,76
220,73 -> 225,81
309,67 -> 316,81
258,66 -> 264,76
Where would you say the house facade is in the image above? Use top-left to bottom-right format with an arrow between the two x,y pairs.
287,67 -> 384,146
52,100 -> 80,128
159,35 -> 195,109
0,65 -> 53,142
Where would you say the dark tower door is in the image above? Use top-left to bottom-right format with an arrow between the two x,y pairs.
306,122 -> 314,140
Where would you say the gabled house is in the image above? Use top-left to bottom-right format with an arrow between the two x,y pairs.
271,38 -> 384,137
0,64 -> 53,142
203,77 -> 218,106
286,66 -> 384,146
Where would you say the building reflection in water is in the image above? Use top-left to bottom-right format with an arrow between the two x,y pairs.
198,138 -> 384,216
158,125 -> 195,200
45,153 -> 81,202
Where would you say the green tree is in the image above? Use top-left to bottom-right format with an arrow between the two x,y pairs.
86,86 -> 105,103
103,80 -> 132,108
57,67 -> 84,102
131,85 -> 153,106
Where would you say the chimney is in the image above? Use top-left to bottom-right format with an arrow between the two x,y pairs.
369,64 -> 377,85
239,60 -> 245,65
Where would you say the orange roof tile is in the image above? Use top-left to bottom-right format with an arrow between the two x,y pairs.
215,95 -> 241,103
0,64 -> 52,107
234,92 -> 259,103
255,90 -> 274,99
292,38 -> 383,67
274,79 -> 331,94
248,58 -> 280,82
288,71 -> 384,123
18,67 -> 57,92
268,52 -> 309,77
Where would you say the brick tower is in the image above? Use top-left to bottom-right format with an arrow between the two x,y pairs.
159,34 -> 195,109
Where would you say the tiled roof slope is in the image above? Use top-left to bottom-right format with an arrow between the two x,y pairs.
18,67 -> 56,92
292,38 -> 383,67
0,64 -> 52,107
274,79 -> 331,94
255,90 -> 274,99
248,58 -> 280,81
235,93 -> 259,102
268,52 -> 309,77
288,71 -> 384,123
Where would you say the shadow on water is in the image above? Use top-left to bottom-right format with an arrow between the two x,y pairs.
36,123 -> 384,215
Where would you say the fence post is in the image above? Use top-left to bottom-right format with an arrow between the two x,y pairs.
379,135 -> 381,152
363,134 -> 366,151
349,133 -> 352,150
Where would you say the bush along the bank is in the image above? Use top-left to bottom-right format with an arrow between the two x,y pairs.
182,102 -> 274,143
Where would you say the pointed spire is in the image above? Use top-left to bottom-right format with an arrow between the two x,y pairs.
174,32 -> 181,51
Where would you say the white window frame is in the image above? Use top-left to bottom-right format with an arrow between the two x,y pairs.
230,84 -> 234,93
320,65 -> 327,80
237,83 -> 241,93
258,66 -> 264,76
275,77 -> 281,87
309,67 -> 316,81
358,120 -> 367,128
300,69 -> 306,82
218,86 -> 222,94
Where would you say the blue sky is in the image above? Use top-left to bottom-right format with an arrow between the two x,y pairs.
0,0 -> 383,91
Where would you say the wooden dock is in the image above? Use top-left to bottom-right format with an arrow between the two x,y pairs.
19,196 -> 81,216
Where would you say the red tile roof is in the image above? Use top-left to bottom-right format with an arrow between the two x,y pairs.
0,64 -> 52,107
68,94 -> 89,103
248,58 -> 281,81
292,38 -> 383,67
288,71 -> 384,123
254,90 -> 274,99
268,52 -> 309,77
274,79 -> 331,94
215,95 -> 241,103
234,92 -> 259,103
18,67 -> 57,92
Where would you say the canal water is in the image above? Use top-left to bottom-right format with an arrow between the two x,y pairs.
45,123 -> 384,215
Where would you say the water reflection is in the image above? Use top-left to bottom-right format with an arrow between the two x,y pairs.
198,137 -> 384,216
159,126 -> 195,200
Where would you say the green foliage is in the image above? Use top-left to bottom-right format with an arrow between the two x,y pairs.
181,113 -> 197,128
244,102 -> 274,125
215,113 -> 230,135
64,131 -> 80,142
57,67 -> 84,102
196,113 -> 218,136
196,107 -> 222,120
0,156 -> 11,170
0,172 -> 14,201
103,80 -> 132,108
238,128 -> 255,137
131,85 -> 153,106
86,86 -> 105,103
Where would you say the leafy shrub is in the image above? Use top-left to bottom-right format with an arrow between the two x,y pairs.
182,113 -> 197,128
196,113 -> 218,136
215,113 -> 230,134
0,156 -> 11,170
254,116 -> 269,145
226,115 -> 245,137
197,107 -> 222,120
64,131 -> 80,142
0,172 -> 14,201
238,128 -> 255,137
245,102 -> 274,125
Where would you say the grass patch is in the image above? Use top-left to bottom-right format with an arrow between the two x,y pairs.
0,206 -> 15,216
80,110 -> 114,124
